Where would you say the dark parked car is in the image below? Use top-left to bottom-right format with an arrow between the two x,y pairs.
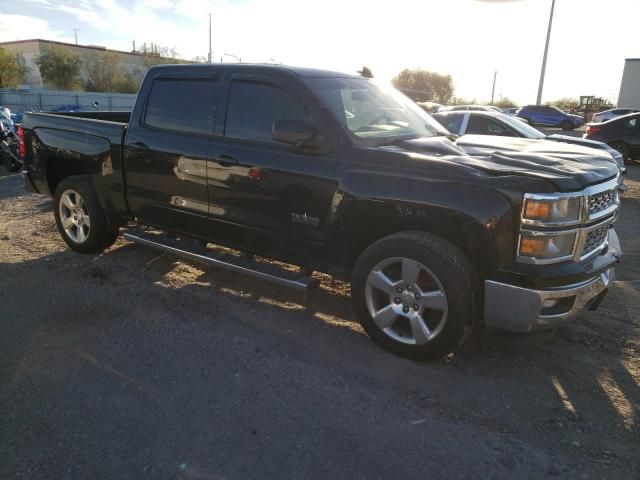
584,112 -> 640,162
19,64 -> 622,360
591,108 -> 639,124
517,105 -> 584,130
432,110 -> 626,176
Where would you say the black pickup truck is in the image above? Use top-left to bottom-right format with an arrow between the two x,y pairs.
20,64 -> 622,360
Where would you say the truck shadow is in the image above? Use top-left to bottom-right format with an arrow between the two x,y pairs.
1,239 -> 638,475
112,238 -> 640,446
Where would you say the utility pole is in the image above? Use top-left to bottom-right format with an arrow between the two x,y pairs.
209,13 -> 213,63
72,28 -> 79,45
132,40 -> 136,52
536,0 -> 556,105
491,70 -> 497,104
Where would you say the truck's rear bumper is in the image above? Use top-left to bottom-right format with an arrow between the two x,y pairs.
484,230 -> 621,333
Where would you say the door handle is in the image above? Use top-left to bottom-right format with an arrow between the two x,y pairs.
130,141 -> 149,150
214,154 -> 237,167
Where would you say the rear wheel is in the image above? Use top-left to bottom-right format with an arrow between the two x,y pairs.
527,118 -> 536,127
560,120 -> 573,131
351,232 -> 479,361
609,142 -> 632,164
54,177 -> 119,254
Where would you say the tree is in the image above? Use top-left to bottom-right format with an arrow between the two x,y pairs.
115,72 -> 141,94
35,46 -> 82,90
549,97 -> 580,110
0,48 -> 28,89
494,97 -> 518,108
392,69 -> 454,104
449,96 -> 478,106
84,52 -> 124,92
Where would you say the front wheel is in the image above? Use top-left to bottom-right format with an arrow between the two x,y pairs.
351,232 -> 480,361
54,177 -> 119,254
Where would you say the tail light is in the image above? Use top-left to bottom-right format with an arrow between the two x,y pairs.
586,125 -> 601,135
17,125 -> 26,159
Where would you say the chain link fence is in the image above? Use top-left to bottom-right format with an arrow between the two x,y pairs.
0,89 -> 137,113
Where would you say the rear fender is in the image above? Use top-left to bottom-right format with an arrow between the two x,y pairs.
30,128 -> 126,223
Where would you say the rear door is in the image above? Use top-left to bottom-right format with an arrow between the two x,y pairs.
206,75 -> 338,258
539,106 -> 558,126
124,72 -> 223,235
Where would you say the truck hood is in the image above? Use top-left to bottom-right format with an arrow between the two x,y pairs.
384,135 -> 618,191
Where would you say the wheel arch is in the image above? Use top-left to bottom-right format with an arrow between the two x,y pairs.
338,196 -> 512,281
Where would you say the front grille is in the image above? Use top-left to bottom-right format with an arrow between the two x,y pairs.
582,223 -> 610,257
588,189 -> 618,216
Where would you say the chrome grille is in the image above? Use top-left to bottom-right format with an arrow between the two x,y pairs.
588,189 -> 617,216
582,224 -> 609,256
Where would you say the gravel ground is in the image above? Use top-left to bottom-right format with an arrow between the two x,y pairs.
1,166 -> 639,480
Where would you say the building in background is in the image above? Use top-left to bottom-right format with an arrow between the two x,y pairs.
0,39 -> 182,90
618,58 -> 640,109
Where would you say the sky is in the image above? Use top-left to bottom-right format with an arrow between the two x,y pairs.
1,0 -> 639,105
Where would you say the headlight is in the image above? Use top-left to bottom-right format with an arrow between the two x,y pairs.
522,196 -> 582,225
518,231 -> 577,261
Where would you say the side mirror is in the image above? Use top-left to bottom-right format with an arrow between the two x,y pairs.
272,119 -> 317,146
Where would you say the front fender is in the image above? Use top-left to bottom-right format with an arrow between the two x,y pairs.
332,170 -> 516,278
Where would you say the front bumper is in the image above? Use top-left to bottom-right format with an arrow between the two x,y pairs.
484,229 -> 621,333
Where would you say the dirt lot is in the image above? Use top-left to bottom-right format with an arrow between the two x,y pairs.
1,166 -> 639,479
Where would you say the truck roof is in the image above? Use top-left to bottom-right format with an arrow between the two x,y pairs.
150,63 -> 362,79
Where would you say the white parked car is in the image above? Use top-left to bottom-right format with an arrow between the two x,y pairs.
437,104 -> 503,113
592,108 -> 638,123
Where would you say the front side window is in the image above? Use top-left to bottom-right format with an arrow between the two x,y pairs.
145,78 -> 219,135
224,81 -> 309,144
305,77 -> 447,144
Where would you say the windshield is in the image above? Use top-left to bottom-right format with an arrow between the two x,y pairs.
497,114 -> 546,139
305,77 -> 448,144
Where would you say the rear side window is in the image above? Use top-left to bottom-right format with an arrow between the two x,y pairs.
224,81 -> 309,144
435,113 -> 463,133
144,78 -> 219,135
466,115 -> 513,135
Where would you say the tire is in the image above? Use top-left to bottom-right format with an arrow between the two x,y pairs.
53,176 -> 119,254
351,231 -> 480,361
560,120 -> 573,131
609,142 -> 632,164
527,118 -> 535,127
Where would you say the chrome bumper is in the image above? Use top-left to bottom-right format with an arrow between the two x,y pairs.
484,229 -> 621,333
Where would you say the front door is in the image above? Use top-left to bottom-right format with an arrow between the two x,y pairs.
124,74 -> 223,235
206,77 -> 338,261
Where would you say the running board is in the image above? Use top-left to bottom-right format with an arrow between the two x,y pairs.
123,229 -> 317,292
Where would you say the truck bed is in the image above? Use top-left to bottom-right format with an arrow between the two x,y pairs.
21,111 -> 131,221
